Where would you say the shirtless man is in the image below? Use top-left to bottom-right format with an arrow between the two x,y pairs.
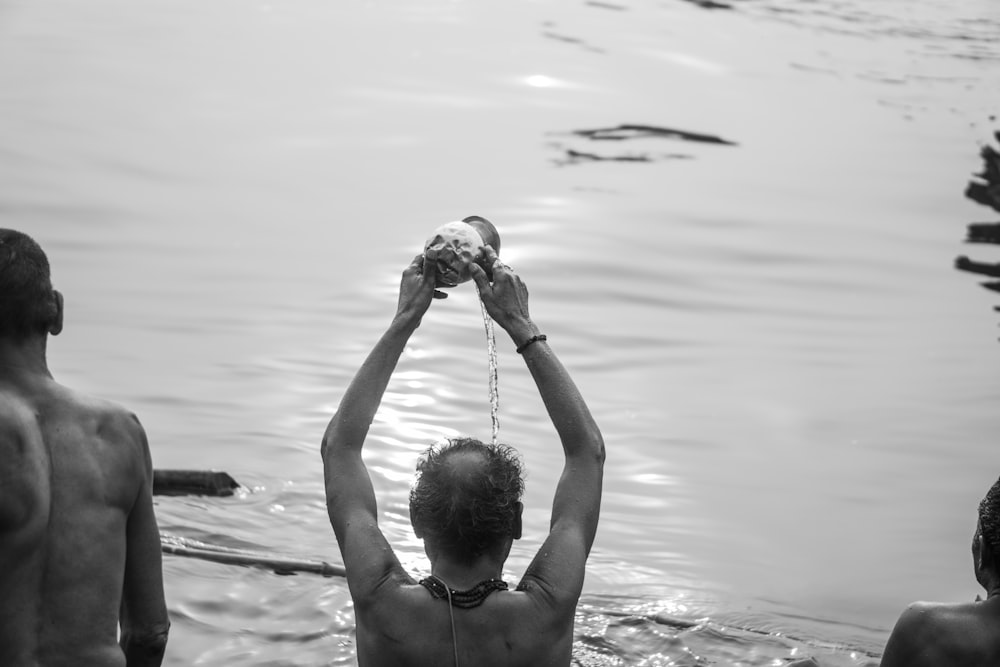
880,476 -> 1000,667
321,247 -> 605,666
0,229 -> 169,666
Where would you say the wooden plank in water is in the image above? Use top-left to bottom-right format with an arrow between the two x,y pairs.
160,533 -> 345,578
153,470 -> 239,497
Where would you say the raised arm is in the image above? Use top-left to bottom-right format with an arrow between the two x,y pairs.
119,416 -> 170,667
470,248 -> 605,602
321,255 -> 442,597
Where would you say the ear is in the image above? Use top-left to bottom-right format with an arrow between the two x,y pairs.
981,535 -> 995,571
409,504 -> 423,538
512,502 -> 523,540
48,290 -> 64,336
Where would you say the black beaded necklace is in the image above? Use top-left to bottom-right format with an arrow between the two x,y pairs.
419,575 -> 509,609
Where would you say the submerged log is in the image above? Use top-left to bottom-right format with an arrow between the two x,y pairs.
153,470 -> 240,497
160,533 -> 345,577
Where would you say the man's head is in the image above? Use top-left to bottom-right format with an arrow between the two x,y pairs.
0,229 -> 62,341
409,437 -> 524,563
975,476 -> 1000,583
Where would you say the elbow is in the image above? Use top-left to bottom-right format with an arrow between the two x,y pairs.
588,424 -> 606,465
122,621 -> 170,661
320,433 -> 331,461
580,426 -> 606,468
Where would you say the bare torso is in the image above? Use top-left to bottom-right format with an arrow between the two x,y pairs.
0,376 -> 147,667
354,576 -> 576,667
881,599 -> 1000,667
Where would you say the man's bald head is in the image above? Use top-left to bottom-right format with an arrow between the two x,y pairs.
409,437 -> 524,562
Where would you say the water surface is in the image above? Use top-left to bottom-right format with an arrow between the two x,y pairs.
2,0 -> 999,664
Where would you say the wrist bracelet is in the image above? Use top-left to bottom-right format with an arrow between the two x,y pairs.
516,334 -> 547,354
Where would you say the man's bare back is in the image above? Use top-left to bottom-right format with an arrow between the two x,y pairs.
0,377 -> 168,666
353,575 -> 576,667
0,228 -> 168,666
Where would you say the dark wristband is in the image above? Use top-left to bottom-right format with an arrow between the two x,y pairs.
516,334 -> 547,354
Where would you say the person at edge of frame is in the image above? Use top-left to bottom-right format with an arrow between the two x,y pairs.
0,229 -> 169,667
880,476 -> 1000,667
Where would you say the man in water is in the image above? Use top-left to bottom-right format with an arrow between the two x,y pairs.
0,229 -> 170,666
880,476 -> 1000,666
322,246 -> 605,666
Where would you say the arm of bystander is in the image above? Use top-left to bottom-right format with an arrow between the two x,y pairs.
119,416 -> 170,667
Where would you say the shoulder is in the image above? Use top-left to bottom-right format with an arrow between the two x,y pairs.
898,599 -> 978,624
47,386 -> 152,484
62,387 -> 148,451
891,600 -> 980,638
0,387 -> 37,433
882,600 -> 980,667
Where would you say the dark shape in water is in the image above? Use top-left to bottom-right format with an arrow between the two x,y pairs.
679,0 -> 733,9
153,469 -> 239,497
567,149 -> 651,163
982,281 -> 1000,294
956,256 -> 1000,278
585,0 -> 628,11
573,124 -> 738,146
965,143 -> 1000,213
954,129 -> 1000,340
542,30 -> 605,53
966,222 -> 1000,244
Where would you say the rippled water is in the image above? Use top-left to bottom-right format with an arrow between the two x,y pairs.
2,0 -> 999,664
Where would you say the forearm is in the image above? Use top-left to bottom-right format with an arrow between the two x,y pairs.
322,314 -> 420,456
508,323 -> 604,459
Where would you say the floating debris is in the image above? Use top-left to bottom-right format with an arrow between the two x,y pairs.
542,30 -> 605,53
573,124 -> 738,146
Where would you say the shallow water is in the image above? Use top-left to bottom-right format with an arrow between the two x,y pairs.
2,0 -> 999,664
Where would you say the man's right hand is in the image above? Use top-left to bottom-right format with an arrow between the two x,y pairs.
469,246 -> 539,345
395,254 -> 445,326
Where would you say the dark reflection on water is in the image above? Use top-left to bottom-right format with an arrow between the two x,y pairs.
3,0 -> 1000,664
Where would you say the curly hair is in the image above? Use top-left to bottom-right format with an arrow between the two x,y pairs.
409,437 -> 524,561
0,229 -> 58,339
979,476 -> 1000,561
